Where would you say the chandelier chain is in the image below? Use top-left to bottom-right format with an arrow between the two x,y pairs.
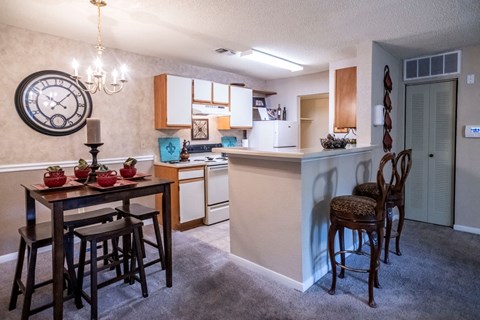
97,1 -> 102,48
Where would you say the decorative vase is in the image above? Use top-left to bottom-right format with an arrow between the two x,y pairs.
96,170 -> 118,187
180,140 -> 190,162
120,165 -> 137,178
44,170 -> 67,187
74,166 -> 91,179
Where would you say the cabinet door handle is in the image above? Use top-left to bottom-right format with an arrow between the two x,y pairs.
429,154 -> 434,158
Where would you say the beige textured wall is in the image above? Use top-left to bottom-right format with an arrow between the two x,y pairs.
454,45 -> 480,230
370,42 -> 402,166
0,24 -> 266,165
0,23 -> 267,257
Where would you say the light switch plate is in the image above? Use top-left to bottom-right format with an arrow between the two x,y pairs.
467,74 -> 475,84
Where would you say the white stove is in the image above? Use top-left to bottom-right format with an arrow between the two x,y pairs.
188,144 -> 229,225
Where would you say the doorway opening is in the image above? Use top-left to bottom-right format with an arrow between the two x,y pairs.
298,93 -> 329,148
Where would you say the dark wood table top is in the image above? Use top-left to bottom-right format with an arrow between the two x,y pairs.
22,177 -> 173,210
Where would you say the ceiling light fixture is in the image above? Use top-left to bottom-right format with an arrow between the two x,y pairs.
71,0 -> 127,95
240,49 -> 303,72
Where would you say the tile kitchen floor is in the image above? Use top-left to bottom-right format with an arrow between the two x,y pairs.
183,220 -> 230,253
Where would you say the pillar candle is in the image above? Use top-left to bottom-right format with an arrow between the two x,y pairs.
86,118 -> 101,144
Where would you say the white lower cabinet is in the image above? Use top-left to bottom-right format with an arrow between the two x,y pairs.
179,173 -> 205,223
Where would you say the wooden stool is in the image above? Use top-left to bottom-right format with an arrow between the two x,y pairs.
64,207 -> 118,269
9,222 -> 74,320
115,203 -> 166,269
75,217 -> 148,320
353,149 -> 412,263
328,152 -> 395,307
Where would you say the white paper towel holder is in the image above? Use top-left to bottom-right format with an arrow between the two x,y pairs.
373,104 -> 385,126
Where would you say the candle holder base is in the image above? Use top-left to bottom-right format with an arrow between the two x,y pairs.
84,143 -> 104,184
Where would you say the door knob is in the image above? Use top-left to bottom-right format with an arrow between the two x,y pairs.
429,154 -> 434,158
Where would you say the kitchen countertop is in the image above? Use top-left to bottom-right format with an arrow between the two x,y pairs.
213,144 -> 377,161
154,161 -> 207,168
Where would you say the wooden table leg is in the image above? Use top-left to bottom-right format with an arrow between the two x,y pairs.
162,184 -> 172,287
25,189 -> 36,226
52,203 -> 65,320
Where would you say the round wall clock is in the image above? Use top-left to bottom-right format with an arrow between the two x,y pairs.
15,70 -> 93,136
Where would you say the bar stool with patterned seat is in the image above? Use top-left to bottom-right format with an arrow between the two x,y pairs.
327,152 -> 395,308
115,203 -> 166,270
353,149 -> 412,263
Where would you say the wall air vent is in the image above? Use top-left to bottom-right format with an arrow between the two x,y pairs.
403,50 -> 461,81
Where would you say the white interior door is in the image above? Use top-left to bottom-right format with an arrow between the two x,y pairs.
405,80 -> 456,226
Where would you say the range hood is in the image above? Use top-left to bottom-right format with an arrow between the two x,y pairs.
192,104 -> 230,116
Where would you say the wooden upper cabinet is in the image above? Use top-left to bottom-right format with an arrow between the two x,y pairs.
218,86 -> 253,130
193,79 -> 212,103
154,74 -> 192,129
334,66 -> 357,129
212,83 -> 229,105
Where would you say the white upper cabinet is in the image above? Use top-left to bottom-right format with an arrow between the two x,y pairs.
154,74 -> 192,129
230,86 -> 253,128
193,79 -> 212,103
213,83 -> 229,105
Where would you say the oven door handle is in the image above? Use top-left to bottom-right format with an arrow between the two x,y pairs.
207,165 -> 228,171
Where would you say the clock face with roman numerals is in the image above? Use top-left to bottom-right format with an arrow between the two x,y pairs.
15,70 -> 93,136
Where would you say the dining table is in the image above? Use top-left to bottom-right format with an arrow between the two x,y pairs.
21,177 -> 173,320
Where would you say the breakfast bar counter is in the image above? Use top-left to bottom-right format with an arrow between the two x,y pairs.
214,144 -> 377,291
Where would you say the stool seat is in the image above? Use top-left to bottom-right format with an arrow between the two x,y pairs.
75,217 -> 144,240
353,182 -> 380,199
115,203 -> 158,219
64,208 -> 117,228
331,195 -> 377,220
19,222 -> 55,247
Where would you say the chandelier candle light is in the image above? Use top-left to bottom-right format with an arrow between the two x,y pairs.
71,0 -> 127,95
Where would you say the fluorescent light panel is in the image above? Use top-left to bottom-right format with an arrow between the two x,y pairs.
240,49 -> 303,72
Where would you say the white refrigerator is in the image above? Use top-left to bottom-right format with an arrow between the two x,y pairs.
247,120 -> 298,148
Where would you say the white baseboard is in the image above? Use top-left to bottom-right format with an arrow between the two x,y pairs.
0,245 -> 53,264
229,254 -> 306,292
230,243 -> 356,293
453,224 -> 480,235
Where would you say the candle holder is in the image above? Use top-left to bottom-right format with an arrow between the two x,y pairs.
84,143 -> 104,184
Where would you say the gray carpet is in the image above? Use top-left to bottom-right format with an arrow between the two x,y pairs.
1,220 -> 479,320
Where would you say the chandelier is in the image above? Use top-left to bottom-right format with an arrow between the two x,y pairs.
71,0 -> 127,95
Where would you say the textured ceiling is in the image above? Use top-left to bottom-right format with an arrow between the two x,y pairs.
1,0 -> 479,80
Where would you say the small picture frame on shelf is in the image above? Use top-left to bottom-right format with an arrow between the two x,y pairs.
192,119 -> 209,140
253,97 -> 266,108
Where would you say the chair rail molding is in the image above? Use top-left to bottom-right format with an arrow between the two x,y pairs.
0,155 -> 155,173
